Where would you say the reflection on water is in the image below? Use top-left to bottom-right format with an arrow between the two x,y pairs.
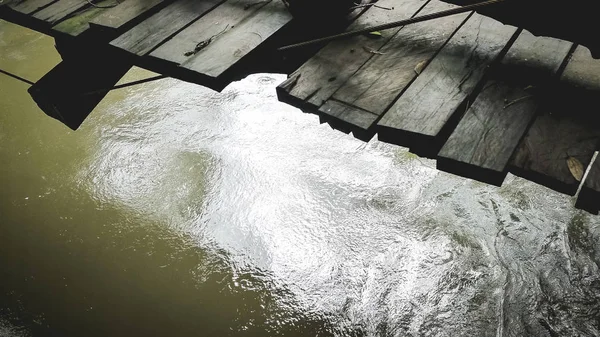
1,21 -> 599,337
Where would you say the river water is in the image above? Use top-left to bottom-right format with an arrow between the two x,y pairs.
1,20 -> 599,337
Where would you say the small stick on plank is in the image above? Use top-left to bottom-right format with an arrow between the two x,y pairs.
278,0 -> 506,51
349,2 -> 394,10
503,95 -> 533,109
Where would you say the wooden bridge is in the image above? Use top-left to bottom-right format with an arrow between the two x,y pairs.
1,0 -> 599,214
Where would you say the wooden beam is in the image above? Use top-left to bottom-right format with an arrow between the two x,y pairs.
436,31 -> 572,185
376,13 -> 518,156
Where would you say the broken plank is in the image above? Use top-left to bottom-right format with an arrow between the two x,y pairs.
109,0 -> 224,56
319,99 -> 379,141
276,0 -> 429,111
508,45 -> 600,195
33,0 -> 88,24
88,0 -> 168,32
576,155 -> 600,215
376,14 -> 518,156
318,0 -> 469,139
437,31 -> 572,185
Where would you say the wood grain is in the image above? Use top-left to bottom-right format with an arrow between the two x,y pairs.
376,14 -> 518,153
109,0 -> 224,56
276,0 -> 428,110
52,1 -> 113,36
33,0 -> 87,24
509,113 -> 600,195
508,44 -> 600,195
7,0 -> 56,15
437,31 -> 572,185
313,0 -> 469,140
180,0 -> 291,78
150,0 -> 283,67
331,0 -> 469,115
88,0 -> 166,31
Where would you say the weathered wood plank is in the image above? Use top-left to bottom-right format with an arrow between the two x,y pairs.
508,45 -> 600,195
509,113 -> 600,196
437,31 -> 572,185
88,0 -> 166,31
181,0 -> 291,78
149,0 -> 292,81
331,0 -> 469,115
560,45 -> 600,91
576,155 -> 600,215
437,82 -> 539,185
276,0 -> 429,111
376,14 -> 518,155
51,0 -> 113,36
318,99 -> 378,141
109,0 -> 224,56
33,0 -> 88,24
315,0 -> 469,140
149,0 -> 282,67
7,0 -> 55,15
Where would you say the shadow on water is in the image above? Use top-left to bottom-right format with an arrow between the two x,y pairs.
1,20 -> 600,337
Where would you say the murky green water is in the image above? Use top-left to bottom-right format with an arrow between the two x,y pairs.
1,20 -> 600,337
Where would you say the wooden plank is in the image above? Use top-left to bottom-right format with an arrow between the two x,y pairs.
316,0 -> 469,139
330,0 -> 469,115
560,45 -> 600,91
276,0 -> 429,111
109,0 -> 224,56
150,0 -> 291,80
436,31 -> 572,185
51,0 -> 114,36
318,99 -> 379,141
88,0 -> 166,31
376,14 -> 518,156
7,0 -> 55,15
181,0 -> 291,78
33,0 -> 88,24
509,113 -> 600,196
149,0 -> 283,67
576,156 -> 600,215
508,45 -> 600,195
